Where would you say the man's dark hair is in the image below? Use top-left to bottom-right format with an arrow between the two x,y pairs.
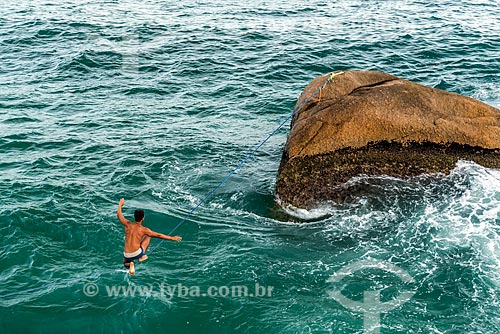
134,209 -> 145,222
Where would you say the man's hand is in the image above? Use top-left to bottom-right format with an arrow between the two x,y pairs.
171,236 -> 182,242
119,198 -> 125,207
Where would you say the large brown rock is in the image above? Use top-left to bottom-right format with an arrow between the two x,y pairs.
275,70 -> 500,209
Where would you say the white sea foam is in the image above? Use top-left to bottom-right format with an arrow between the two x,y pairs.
280,201 -> 334,221
278,161 -> 500,287
471,82 -> 500,108
425,161 -> 500,284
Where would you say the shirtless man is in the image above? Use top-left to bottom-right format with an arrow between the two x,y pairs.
117,198 -> 181,275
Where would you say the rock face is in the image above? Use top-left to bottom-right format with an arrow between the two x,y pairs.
275,70 -> 500,209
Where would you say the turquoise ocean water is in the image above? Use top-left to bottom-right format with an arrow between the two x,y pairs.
1,1 -> 500,333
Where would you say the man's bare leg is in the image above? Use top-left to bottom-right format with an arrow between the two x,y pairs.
139,236 -> 151,262
129,261 -> 135,275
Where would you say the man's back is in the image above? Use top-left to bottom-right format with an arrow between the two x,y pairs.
124,223 -> 148,253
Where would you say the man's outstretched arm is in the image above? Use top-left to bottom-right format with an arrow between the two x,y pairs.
145,228 -> 182,242
117,198 -> 131,226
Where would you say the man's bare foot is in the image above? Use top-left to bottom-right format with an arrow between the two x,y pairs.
138,255 -> 148,263
129,261 -> 135,275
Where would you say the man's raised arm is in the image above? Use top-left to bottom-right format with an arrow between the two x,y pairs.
117,198 -> 130,226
